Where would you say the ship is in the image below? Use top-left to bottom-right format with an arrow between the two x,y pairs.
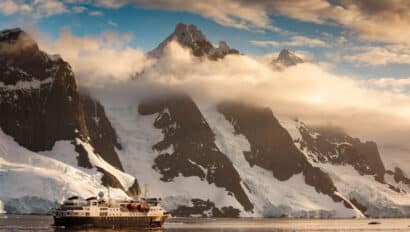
53,192 -> 170,229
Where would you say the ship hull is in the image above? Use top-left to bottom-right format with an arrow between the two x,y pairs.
53,215 -> 168,228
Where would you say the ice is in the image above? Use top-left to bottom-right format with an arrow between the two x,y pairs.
96,94 -> 243,212
0,129 -> 128,214
278,117 -> 410,217
198,103 -> 356,218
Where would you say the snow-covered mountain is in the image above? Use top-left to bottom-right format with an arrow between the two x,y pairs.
148,23 -> 239,60
1,25 -> 410,218
0,28 -> 139,213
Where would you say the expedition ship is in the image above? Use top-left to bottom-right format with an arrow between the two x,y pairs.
53,192 -> 170,228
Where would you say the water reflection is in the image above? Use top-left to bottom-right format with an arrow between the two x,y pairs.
2,215 -> 410,232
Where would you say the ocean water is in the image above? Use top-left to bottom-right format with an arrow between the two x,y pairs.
1,215 -> 410,231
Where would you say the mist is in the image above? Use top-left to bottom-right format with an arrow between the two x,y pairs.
36,30 -> 410,173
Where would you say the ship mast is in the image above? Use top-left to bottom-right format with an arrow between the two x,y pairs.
107,187 -> 111,206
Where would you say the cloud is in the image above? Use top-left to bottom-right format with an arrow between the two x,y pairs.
0,0 -> 67,17
344,45 -> 410,66
366,77 -> 410,93
0,0 -> 32,15
89,0 -> 410,45
250,35 -> 328,48
136,42 -> 410,172
4,0 -> 410,48
72,5 -> 86,13
92,0 -> 281,32
34,0 -> 67,16
33,30 -> 410,173
37,28 -> 151,86
89,10 -> 103,16
107,20 -> 117,27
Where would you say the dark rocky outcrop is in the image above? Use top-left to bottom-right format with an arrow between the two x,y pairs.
0,28 -> 139,196
96,166 -> 141,197
298,125 -> 386,182
217,102 -> 344,202
0,28 -> 88,151
138,93 -> 253,212
170,199 -> 240,217
386,167 -> 410,192
80,93 -> 123,170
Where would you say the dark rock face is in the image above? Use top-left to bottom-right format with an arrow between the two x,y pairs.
297,126 -> 386,182
74,143 -> 93,169
218,102 -> 305,181
0,29 -> 88,151
0,28 -> 139,196
96,166 -> 141,197
217,102 -> 343,200
171,199 -> 240,217
138,94 -> 253,212
80,93 -> 124,171
350,198 -> 368,216
386,167 -> 410,192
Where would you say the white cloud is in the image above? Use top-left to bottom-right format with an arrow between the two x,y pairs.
0,0 -> 32,15
37,29 -> 151,86
89,10 -> 103,16
72,5 -> 86,13
32,29 -> 410,173
32,0 -> 67,16
107,20 -> 117,27
0,0 -> 66,17
79,0 -> 410,45
366,77 -> 410,93
250,35 -> 328,48
344,45 -> 410,66
139,42 -> 410,162
92,0 -> 282,32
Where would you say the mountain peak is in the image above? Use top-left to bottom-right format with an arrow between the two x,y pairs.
0,28 -> 38,50
148,23 -> 239,59
0,28 -> 24,41
173,23 -> 208,45
273,49 -> 304,68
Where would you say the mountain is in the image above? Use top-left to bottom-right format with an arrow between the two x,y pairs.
0,28 -> 140,213
272,49 -> 304,69
148,23 -> 239,60
1,26 -> 410,218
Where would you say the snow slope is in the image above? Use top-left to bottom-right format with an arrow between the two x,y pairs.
40,140 -> 135,190
0,200 -> 5,214
277,117 -> 410,217
96,95 -> 244,213
198,104 -> 357,218
0,129 -> 128,214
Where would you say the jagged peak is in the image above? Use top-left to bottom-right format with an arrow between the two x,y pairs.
216,41 -> 230,52
172,23 -> 208,45
148,23 -> 239,60
272,48 -> 304,68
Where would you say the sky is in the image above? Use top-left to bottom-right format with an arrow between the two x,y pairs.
1,0 -> 410,79
1,0 -> 410,171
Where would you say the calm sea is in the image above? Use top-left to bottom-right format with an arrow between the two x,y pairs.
1,215 -> 410,231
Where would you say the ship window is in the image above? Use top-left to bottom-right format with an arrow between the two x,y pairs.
92,202 -> 97,206
100,212 -> 108,216
85,213 -> 90,216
